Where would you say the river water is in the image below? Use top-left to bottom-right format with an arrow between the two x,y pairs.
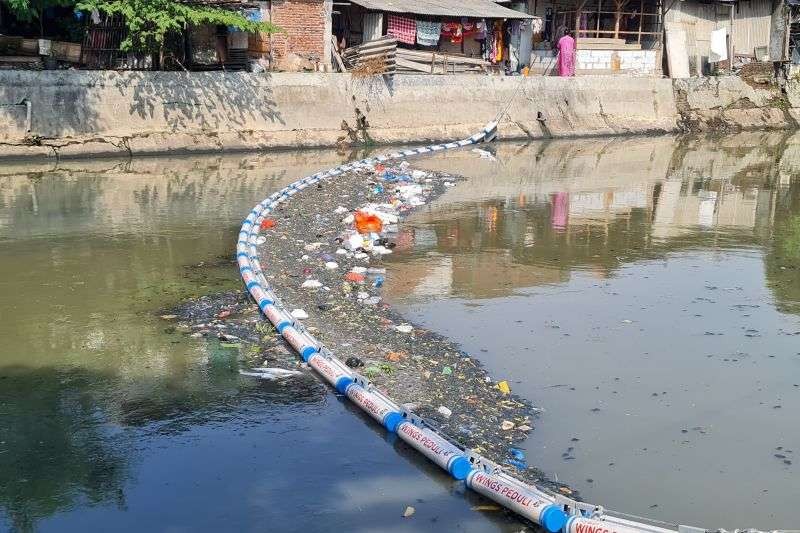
0,154 -> 524,532
1,133 -> 798,532
387,132 -> 800,530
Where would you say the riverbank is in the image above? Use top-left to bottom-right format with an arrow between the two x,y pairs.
1,71 -> 798,160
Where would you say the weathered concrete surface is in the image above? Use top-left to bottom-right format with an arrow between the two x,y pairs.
0,71 -> 676,158
0,70 -> 795,159
674,76 -> 799,131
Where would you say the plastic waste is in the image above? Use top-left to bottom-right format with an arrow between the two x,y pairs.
301,280 -> 323,289
437,406 -> 453,418
354,210 -> 383,234
506,458 -> 528,470
260,218 -> 277,230
345,272 -> 366,283
346,232 -> 364,251
239,367 -> 303,380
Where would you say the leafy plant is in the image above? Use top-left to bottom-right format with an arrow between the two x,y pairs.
74,0 -> 279,54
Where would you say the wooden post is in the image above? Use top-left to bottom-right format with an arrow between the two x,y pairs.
597,0 -> 602,38
768,0 -> 788,62
575,0 -> 586,40
614,0 -> 622,39
637,0 -> 644,44
729,2 -> 734,73
658,0 -> 665,73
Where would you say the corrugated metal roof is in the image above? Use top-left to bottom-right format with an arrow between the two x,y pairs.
347,0 -> 535,19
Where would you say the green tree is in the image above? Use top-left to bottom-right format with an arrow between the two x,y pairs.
74,0 -> 278,54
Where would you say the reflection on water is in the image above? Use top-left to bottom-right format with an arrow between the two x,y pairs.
0,153 -> 527,532
389,132 -> 800,529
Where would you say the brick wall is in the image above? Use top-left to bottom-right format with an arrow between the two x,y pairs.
576,50 -> 657,74
269,0 -> 327,60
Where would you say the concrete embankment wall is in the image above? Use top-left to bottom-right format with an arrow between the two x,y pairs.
0,70 -> 795,159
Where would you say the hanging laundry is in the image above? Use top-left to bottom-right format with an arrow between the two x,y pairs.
462,19 -> 478,37
417,20 -> 442,47
709,27 -> 728,63
493,21 -> 504,62
475,19 -> 488,39
483,26 -> 493,60
531,17 -> 544,34
387,14 -> 417,45
441,22 -> 463,44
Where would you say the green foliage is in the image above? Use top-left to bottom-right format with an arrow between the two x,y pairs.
74,0 -> 279,53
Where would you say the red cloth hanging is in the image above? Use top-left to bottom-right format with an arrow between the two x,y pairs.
441,22 -> 463,44
387,14 -> 417,45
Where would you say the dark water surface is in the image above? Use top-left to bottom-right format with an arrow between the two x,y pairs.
0,154 -> 525,532
387,133 -> 800,530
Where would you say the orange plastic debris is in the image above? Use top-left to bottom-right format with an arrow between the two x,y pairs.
385,351 -> 408,362
345,272 -> 366,283
354,211 -> 383,234
260,218 -> 277,230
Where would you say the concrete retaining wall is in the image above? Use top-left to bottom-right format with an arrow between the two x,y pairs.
0,71 -> 675,158
0,70 -> 796,159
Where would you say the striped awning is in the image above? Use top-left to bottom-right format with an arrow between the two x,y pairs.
347,0 -> 535,19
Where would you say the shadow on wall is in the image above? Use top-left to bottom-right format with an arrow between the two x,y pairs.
0,71 -> 288,140
107,71 -> 286,133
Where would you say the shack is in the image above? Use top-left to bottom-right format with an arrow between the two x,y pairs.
332,0 -> 538,74
662,0 -> 774,75
527,0 -> 664,75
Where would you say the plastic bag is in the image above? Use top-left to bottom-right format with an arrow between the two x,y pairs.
354,211 -> 383,234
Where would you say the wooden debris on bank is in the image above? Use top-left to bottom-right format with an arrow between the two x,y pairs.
340,36 -> 495,76
342,36 -> 397,77
395,48 -> 494,75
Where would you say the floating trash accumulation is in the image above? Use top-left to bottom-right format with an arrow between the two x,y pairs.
169,161 -> 559,489
168,134 -> 791,532
253,162 -> 554,478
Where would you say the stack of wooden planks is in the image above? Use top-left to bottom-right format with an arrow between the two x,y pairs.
395,48 -> 493,74
341,36 -> 397,75
340,36 -> 495,76
576,37 -> 641,50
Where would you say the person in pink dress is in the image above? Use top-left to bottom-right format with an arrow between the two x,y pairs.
556,29 -> 576,77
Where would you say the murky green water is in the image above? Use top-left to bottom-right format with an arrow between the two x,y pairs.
4,133 -> 800,532
0,153 -> 527,532
388,132 -> 800,530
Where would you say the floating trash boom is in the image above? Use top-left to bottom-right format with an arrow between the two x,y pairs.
236,121 -> 788,533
